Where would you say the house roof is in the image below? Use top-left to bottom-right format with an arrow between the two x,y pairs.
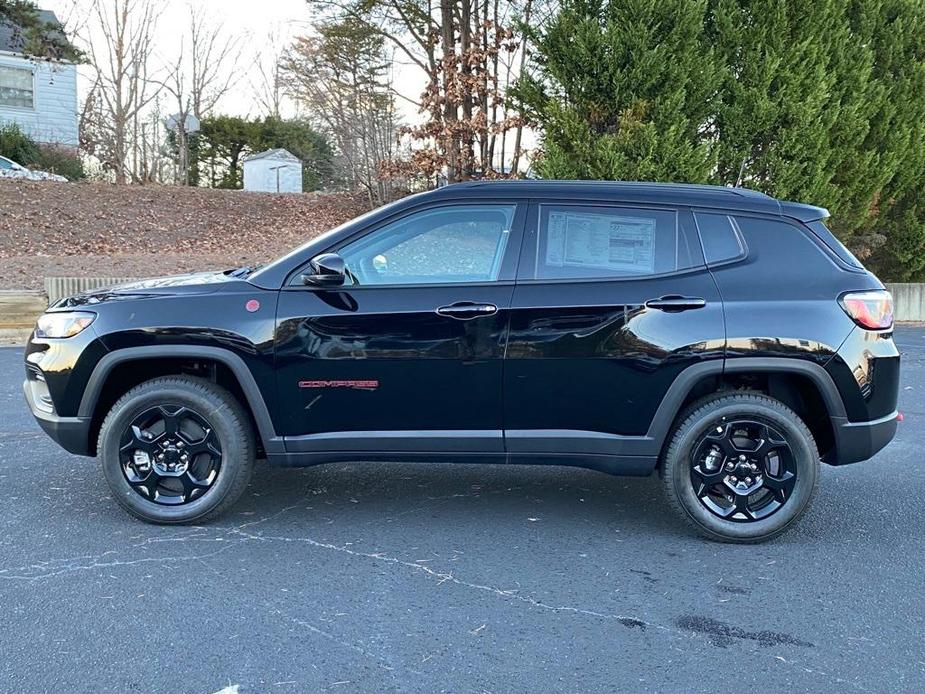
243,148 -> 301,164
0,9 -> 66,55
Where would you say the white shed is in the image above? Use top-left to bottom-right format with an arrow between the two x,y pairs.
243,149 -> 303,193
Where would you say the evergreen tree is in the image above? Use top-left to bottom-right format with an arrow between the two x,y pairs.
520,0 -> 925,281
707,0 -> 881,244
515,0 -> 720,182
863,0 -> 925,279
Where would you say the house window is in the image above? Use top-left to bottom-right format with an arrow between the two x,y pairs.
0,65 -> 34,109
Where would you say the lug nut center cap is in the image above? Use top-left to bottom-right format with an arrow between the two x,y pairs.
154,444 -> 189,476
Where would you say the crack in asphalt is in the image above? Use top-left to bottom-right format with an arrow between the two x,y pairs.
0,503 -> 881,692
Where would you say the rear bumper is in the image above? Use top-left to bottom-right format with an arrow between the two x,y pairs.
826,411 -> 898,466
24,380 -> 93,456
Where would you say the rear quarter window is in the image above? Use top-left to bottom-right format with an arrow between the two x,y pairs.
714,215 -> 844,299
805,220 -> 865,270
694,212 -> 746,265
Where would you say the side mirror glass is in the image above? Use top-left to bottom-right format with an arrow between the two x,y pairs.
301,253 -> 346,287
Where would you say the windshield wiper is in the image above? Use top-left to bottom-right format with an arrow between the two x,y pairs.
227,265 -> 260,278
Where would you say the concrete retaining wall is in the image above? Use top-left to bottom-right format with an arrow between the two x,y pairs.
45,276 -> 138,305
0,290 -> 46,328
885,284 -> 925,323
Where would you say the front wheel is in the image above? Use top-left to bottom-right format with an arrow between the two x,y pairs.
661,392 -> 819,543
98,376 -> 255,524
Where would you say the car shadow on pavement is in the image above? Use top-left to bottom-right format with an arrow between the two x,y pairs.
232,459 -> 682,537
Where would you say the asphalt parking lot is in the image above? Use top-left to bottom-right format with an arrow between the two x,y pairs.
1,330 -> 924,694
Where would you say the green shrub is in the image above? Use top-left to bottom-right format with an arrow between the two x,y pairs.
32,145 -> 85,181
0,122 -> 85,180
0,122 -> 40,164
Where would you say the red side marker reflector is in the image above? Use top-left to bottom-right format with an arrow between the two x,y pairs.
897,412 -> 904,422
245,299 -> 260,313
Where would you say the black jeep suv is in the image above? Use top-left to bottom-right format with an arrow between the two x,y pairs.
23,181 -> 900,542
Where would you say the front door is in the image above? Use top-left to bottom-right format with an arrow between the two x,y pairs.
503,201 -> 725,458
275,201 -> 526,454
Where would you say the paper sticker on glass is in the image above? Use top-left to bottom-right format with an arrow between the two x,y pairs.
545,211 -> 656,274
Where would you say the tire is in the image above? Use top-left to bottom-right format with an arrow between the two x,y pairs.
98,376 -> 255,524
661,392 -> 819,543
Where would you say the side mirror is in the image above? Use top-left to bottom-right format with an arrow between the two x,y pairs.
301,253 -> 346,287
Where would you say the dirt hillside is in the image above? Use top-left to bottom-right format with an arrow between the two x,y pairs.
0,179 -> 369,289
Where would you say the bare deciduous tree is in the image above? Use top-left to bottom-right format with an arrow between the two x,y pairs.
251,28 -> 288,119
161,6 -> 242,184
283,18 -> 400,204
309,0 -> 535,183
81,0 -> 162,183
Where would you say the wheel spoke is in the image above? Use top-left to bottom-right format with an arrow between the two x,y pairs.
704,425 -> 737,457
753,426 -> 791,458
762,470 -> 796,502
185,429 -> 221,458
180,472 -> 210,502
731,490 -> 755,520
159,406 -> 188,436
120,425 -> 158,455
692,464 -> 726,494
128,471 -> 160,500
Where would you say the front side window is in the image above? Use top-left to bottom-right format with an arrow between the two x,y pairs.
0,65 -> 34,109
0,157 -> 13,170
530,204 -> 690,280
337,204 -> 516,286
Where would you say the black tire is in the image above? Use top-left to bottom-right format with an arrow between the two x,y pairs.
98,376 -> 255,524
661,392 -> 819,543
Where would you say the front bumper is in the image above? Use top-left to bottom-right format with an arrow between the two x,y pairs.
826,410 -> 899,466
23,380 -> 93,456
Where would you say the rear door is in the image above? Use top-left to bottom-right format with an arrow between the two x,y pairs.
274,200 -> 527,454
503,200 -> 725,457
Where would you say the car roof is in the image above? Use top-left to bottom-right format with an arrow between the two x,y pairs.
418,180 -> 827,221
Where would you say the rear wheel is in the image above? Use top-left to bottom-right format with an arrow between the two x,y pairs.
661,392 -> 819,543
98,376 -> 254,524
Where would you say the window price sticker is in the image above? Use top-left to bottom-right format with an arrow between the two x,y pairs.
546,210 -> 656,273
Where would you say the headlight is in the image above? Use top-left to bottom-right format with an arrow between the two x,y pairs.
35,312 -> 96,339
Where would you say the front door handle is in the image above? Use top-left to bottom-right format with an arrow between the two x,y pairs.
436,302 -> 499,320
644,295 -> 706,312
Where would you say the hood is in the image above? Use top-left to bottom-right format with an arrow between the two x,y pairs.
51,271 -> 238,309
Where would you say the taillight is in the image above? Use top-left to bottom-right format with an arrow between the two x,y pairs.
839,290 -> 894,330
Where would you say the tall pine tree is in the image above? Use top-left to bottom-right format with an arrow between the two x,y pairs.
864,0 -> 925,279
515,0 -> 720,182
519,0 -> 925,280
708,0 -> 881,246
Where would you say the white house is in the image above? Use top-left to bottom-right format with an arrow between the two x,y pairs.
0,10 -> 78,149
243,149 -> 303,194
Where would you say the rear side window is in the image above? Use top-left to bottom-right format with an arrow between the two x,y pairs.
530,204 -> 693,280
694,212 -> 746,265
805,220 -> 865,270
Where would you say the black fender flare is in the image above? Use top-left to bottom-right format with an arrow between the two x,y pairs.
644,357 -> 847,448
78,345 -> 284,454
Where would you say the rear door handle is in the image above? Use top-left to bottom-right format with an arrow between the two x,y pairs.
436,302 -> 499,320
644,295 -> 706,312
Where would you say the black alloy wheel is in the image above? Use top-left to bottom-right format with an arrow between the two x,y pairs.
689,419 -> 797,522
120,404 -> 223,505
99,376 -> 254,524
661,392 -> 819,543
